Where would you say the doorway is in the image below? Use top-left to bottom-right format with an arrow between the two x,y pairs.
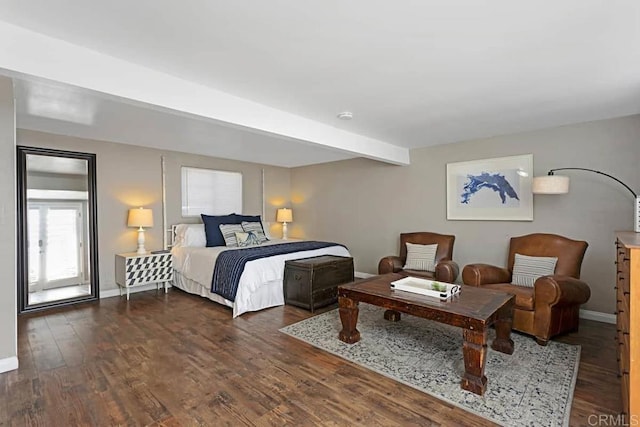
17,146 -> 99,312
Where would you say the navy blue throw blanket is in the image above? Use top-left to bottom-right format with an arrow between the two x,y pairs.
211,241 -> 346,301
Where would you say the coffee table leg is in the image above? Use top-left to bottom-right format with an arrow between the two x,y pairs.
383,310 -> 401,322
461,328 -> 488,395
338,296 -> 360,344
491,301 -> 514,354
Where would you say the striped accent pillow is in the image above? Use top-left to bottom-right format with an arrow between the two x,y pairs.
241,221 -> 268,243
219,224 -> 244,247
403,243 -> 438,272
511,253 -> 558,287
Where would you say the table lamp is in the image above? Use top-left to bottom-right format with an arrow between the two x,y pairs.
276,208 -> 293,240
128,207 -> 154,254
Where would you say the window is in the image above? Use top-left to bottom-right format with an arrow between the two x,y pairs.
181,167 -> 242,217
28,201 -> 85,290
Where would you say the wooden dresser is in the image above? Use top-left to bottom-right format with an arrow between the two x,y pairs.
615,232 -> 639,420
284,255 -> 354,312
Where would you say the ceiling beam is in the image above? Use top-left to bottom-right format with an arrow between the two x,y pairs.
0,20 -> 410,165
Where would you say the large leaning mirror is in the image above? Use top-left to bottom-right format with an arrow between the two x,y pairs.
17,146 -> 99,313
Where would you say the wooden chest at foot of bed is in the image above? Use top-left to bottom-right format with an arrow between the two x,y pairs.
284,255 -> 354,312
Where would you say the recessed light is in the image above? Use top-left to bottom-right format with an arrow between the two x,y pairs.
337,111 -> 353,120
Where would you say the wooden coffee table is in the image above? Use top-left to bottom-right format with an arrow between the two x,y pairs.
337,273 -> 515,395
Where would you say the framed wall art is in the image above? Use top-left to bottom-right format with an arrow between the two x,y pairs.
446,154 -> 533,221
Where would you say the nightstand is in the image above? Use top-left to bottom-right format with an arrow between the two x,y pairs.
115,252 -> 173,300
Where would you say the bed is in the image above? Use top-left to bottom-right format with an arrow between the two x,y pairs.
170,223 -> 352,317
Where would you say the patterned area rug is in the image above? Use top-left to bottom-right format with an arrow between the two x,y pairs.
280,305 -> 580,427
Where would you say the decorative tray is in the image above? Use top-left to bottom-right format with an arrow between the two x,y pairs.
390,277 -> 461,299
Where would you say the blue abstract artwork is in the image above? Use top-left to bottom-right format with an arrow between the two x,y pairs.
460,172 -> 520,205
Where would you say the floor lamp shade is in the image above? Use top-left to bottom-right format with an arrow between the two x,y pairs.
128,208 -> 154,254
533,168 -> 640,232
276,208 -> 293,240
532,175 -> 570,194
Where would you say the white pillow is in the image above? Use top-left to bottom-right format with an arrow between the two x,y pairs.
403,243 -> 438,272
261,221 -> 274,240
511,253 -> 558,287
174,224 -> 206,247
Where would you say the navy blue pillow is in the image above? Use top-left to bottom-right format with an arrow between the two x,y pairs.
235,214 -> 261,223
201,214 -> 239,247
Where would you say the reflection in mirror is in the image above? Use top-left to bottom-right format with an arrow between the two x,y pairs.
18,147 -> 99,312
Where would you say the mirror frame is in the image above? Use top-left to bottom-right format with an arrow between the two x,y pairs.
17,145 -> 100,313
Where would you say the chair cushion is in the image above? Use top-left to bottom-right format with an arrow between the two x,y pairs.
402,269 -> 436,280
481,283 -> 535,311
403,243 -> 438,272
511,253 -> 557,287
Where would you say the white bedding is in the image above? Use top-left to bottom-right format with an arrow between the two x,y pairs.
171,239 -> 351,317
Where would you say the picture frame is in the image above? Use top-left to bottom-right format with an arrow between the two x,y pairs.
446,154 -> 533,221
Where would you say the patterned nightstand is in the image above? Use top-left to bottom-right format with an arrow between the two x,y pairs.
115,252 -> 173,300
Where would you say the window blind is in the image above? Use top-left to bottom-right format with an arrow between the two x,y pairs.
181,167 -> 243,217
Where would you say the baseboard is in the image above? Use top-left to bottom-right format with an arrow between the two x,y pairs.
355,271 -> 374,279
0,356 -> 18,373
579,309 -> 615,324
100,283 -> 172,299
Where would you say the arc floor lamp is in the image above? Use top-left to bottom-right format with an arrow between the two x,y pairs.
533,167 -> 640,232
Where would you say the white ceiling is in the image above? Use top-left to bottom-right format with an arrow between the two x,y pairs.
27,153 -> 87,175
1,0 -> 639,166
13,79 -> 356,167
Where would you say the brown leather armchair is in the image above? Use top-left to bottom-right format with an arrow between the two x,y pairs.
378,232 -> 459,283
462,233 -> 590,346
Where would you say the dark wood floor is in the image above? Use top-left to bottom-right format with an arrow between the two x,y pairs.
1,289 -> 621,426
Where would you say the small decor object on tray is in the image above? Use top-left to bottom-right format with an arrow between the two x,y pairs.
390,277 -> 461,299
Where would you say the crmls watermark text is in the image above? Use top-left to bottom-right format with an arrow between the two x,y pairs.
588,414 -> 639,426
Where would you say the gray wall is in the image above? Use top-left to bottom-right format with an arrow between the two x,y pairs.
291,115 -> 640,314
14,115 -> 640,316
0,77 -> 16,364
18,129 -> 291,293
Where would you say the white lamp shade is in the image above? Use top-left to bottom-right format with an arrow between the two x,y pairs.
276,208 -> 293,223
128,207 -> 154,228
532,175 -> 570,194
